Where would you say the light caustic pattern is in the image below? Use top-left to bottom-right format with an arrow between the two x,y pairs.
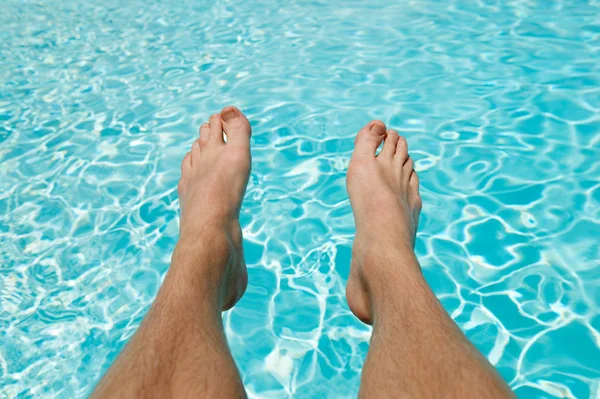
1,0 -> 599,398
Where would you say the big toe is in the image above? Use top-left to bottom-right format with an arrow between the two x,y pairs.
354,120 -> 387,158
220,106 -> 251,147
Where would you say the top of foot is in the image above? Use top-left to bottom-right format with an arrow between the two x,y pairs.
345,120 -> 422,324
175,106 -> 252,310
347,120 -> 422,249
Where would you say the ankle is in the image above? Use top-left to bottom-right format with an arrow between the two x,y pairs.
175,226 -> 232,256
354,245 -> 427,314
180,214 -> 240,239
152,275 -> 223,326
353,241 -> 419,278
166,231 -> 232,293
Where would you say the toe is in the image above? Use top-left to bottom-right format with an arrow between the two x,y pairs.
220,106 -> 251,147
381,129 -> 399,158
179,151 -> 192,195
199,122 -> 210,145
409,172 -> 422,226
402,156 -> 414,186
395,135 -> 409,164
409,172 -> 421,203
209,114 -> 225,144
354,120 -> 387,158
190,141 -> 201,166
181,151 -> 192,176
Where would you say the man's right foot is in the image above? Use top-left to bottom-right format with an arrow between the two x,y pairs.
345,120 -> 423,325
172,106 -> 252,311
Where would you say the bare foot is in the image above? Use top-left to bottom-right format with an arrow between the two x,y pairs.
174,106 -> 252,311
345,120 -> 422,324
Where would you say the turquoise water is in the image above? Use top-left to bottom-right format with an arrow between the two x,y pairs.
1,0 -> 599,397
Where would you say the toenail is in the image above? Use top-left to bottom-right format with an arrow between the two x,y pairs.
371,123 -> 386,136
221,109 -> 237,122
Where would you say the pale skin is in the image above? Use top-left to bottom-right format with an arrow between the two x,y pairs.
91,107 -> 515,399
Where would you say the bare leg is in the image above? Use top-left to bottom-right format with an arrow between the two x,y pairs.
92,107 -> 252,399
346,121 -> 515,398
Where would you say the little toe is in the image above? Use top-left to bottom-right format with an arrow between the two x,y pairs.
181,151 -> 192,176
220,106 -> 251,147
354,120 -> 387,158
381,129 -> 399,159
199,122 -> 210,145
190,141 -> 201,165
409,172 -> 422,226
403,156 -> 414,186
409,171 -> 421,202
208,114 -> 225,145
395,135 -> 409,162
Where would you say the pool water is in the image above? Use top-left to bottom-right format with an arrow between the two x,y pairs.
1,0 -> 599,397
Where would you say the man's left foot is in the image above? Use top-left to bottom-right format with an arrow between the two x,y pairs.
173,106 -> 252,311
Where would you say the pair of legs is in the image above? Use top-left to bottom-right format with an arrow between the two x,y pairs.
91,107 -> 514,398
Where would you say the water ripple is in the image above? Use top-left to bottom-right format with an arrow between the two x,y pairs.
1,0 -> 599,398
